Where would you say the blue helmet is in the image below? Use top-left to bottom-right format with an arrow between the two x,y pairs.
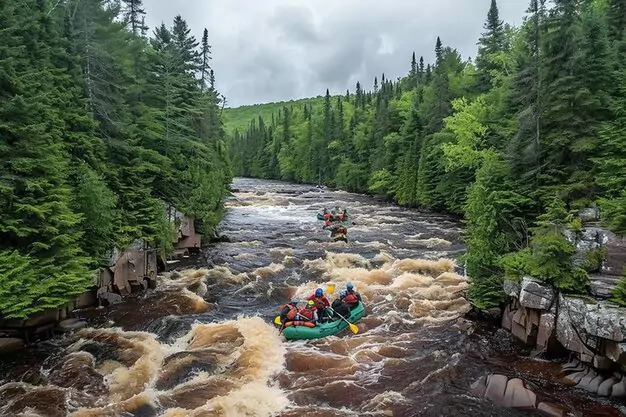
346,282 -> 354,291
315,288 -> 323,297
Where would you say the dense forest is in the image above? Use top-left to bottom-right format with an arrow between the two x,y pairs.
0,0 -> 231,318
224,96 -> 326,135
228,0 -> 626,309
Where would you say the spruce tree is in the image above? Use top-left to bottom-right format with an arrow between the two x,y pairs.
475,0 -> 507,92
121,0 -> 148,36
0,0 -> 92,318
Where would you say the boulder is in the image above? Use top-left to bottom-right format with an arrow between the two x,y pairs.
579,207 -> 600,223
610,378 -> 626,397
56,319 -> 88,333
484,374 -> 509,406
503,280 -> 521,298
536,312 -> 556,351
576,372 -> 603,393
599,230 -> 626,277
0,338 -> 23,355
598,377 -> 618,396
563,368 -> 591,385
502,303 -> 513,331
537,402 -> 566,417
470,374 -> 488,397
559,295 -> 626,342
572,228 -> 602,271
605,340 -> 626,366
589,274 -> 622,299
593,356 -> 613,370
504,378 -> 536,409
475,374 -> 539,410
556,302 -> 596,358
519,277 -> 555,310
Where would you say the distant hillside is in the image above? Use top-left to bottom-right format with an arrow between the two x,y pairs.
223,96 -> 326,134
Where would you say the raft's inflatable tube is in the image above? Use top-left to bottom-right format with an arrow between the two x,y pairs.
275,302 -> 367,341
283,320 -> 316,328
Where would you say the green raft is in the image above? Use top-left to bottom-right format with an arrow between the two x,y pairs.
274,302 -> 367,341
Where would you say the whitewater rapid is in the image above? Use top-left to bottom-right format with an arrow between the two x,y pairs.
2,178 -> 620,417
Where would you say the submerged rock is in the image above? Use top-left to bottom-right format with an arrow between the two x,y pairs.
56,319 -> 88,333
471,373 -> 542,410
560,358 -> 626,397
0,338 -> 23,355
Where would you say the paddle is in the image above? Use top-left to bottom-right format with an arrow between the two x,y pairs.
327,306 -> 359,334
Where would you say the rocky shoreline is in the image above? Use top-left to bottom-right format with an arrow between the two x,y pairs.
470,208 -> 626,415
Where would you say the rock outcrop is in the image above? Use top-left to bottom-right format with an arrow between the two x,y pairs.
500,209 -> 626,398
561,358 -> 626,398
471,373 -> 567,415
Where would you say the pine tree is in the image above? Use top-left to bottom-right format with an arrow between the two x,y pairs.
538,0 -> 586,202
409,52 -> 418,89
0,0 -> 92,318
121,0 -> 148,36
475,0 -> 507,92
199,28 -> 212,92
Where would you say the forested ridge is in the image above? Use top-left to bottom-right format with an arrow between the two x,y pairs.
228,0 -> 626,309
0,0 -> 231,318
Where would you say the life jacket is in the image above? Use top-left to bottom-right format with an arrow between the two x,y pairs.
298,307 -> 315,320
325,220 -> 332,226
281,303 -> 298,320
323,213 -> 331,220
338,213 -> 344,221
342,292 -> 358,304
308,294 -> 329,310
284,320 -> 315,328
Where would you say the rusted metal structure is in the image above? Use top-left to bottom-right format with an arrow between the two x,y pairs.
0,203 -> 201,348
97,239 -> 158,305
168,205 -> 203,257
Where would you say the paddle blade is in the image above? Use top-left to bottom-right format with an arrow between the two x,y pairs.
326,283 -> 336,294
274,316 -> 282,325
349,323 -> 359,334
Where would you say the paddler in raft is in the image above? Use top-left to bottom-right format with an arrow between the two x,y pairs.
279,298 -> 299,324
342,282 -> 362,310
297,300 -> 319,324
308,288 -> 331,322
278,299 -> 318,329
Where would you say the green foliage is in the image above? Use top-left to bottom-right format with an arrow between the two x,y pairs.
0,0 -> 230,318
610,273 -> 626,307
584,247 -> 607,273
367,169 -> 396,198
73,164 -> 119,265
505,196 -> 589,292
464,153 -> 531,309
227,0 -> 625,307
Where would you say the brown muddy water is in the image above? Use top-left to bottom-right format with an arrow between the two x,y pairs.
1,178 -> 625,417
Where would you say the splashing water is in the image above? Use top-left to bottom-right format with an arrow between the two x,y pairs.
0,178 -> 622,417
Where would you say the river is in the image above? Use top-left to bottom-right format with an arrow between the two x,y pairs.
0,178 -> 624,417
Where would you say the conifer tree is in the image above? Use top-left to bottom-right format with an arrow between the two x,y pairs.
475,0 -> 507,92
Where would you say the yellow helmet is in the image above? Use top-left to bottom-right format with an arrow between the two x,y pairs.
307,300 -> 315,307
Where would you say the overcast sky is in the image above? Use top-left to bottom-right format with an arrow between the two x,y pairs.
143,0 -> 529,108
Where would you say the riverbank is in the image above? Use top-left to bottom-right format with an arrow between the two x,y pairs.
0,205 -> 211,355
1,179 -> 624,417
475,208 -> 626,413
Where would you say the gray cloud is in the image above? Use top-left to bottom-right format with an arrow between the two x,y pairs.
143,0 -> 529,107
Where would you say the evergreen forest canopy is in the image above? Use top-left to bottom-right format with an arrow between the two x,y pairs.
227,0 -> 626,309
0,0 -> 231,318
